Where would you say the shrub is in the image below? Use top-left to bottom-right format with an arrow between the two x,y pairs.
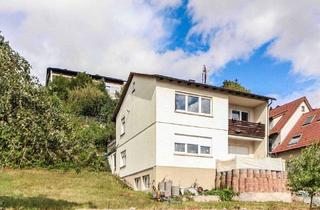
203,188 -> 238,201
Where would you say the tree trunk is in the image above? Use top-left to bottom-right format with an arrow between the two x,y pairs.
309,193 -> 314,210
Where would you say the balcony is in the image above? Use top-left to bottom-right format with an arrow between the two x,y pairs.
228,119 -> 265,139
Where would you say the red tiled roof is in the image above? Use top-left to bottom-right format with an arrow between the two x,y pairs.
269,97 -> 312,135
272,108 -> 320,153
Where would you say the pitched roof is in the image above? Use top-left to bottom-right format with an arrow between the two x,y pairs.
46,67 -> 125,86
272,108 -> 320,153
269,97 -> 312,135
112,72 -> 276,122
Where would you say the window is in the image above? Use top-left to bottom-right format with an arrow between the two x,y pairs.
201,98 -> 211,114
134,177 -> 141,190
232,110 -> 249,121
200,146 -> 210,155
175,94 -> 186,111
232,110 -> 240,121
132,81 -> 136,93
302,106 -> 305,112
303,115 -> 314,126
175,92 -> 212,115
174,143 -> 185,152
187,144 -> 198,154
241,112 -> 249,122
142,175 -> 150,189
288,135 -> 301,145
120,150 -> 126,168
120,117 -> 125,136
187,96 -> 199,113
229,145 -> 249,155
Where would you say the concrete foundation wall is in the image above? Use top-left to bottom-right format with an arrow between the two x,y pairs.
155,166 -> 216,190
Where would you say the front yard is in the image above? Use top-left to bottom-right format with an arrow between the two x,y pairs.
0,169 -> 311,209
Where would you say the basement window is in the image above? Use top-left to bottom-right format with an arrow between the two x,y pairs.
288,135 -> 301,145
142,175 -> 150,189
303,115 -> 314,126
135,177 -> 141,190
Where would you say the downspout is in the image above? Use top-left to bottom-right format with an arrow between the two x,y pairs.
267,99 -> 275,157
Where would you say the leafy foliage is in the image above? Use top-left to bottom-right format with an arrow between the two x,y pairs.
287,143 -> 320,208
203,188 -> 238,201
0,33 -> 109,171
222,79 -> 251,93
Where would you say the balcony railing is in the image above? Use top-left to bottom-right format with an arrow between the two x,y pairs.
228,119 -> 265,139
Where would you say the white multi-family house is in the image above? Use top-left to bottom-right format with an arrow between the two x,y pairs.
46,67 -> 125,99
108,72 -> 285,191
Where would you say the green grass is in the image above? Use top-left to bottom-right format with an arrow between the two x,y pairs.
0,169 -> 312,209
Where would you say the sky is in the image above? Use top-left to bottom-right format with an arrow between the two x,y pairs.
1,0 -> 320,107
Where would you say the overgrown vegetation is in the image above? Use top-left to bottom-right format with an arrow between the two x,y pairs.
0,33 -> 115,171
287,142 -> 320,209
0,169 -> 310,209
222,79 -> 251,93
203,188 -> 239,201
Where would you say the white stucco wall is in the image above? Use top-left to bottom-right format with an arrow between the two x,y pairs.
115,76 -> 157,177
155,81 -> 229,169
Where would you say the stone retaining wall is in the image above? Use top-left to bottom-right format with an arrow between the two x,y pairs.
215,169 -> 287,192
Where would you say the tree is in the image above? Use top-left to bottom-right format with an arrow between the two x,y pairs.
48,75 -> 71,100
287,143 -> 320,209
222,79 -> 251,93
0,33 -> 108,171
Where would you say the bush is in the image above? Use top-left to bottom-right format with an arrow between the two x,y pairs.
203,188 -> 238,201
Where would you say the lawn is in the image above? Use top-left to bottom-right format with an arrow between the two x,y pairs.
0,169 -> 311,209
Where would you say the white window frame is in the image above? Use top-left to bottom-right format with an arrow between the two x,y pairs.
174,142 -> 211,157
231,110 -> 249,122
175,92 -> 212,116
134,177 -> 141,190
120,116 -> 125,136
142,175 -> 150,190
120,150 -> 126,168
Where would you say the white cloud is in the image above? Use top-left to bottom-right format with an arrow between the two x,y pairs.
188,0 -> 320,106
1,0 -> 320,107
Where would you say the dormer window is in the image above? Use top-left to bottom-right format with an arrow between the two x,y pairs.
302,115 -> 315,126
288,135 -> 301,145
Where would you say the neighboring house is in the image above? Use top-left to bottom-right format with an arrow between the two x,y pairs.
268,97 -> 312,153
270,98 -> 320,160
108,72 -> 285,191
46,67 -> 125,99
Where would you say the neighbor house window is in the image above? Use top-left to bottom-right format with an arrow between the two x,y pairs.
288,135 -> 301,145
232,110 -> 249,121
142,175 -> 150,189
188,96 -> 199,113
135,177 -> 141,190
301,106 -> 305,112
120,150 -> 126,168
200,146 -> 210,155
187,144 -> 198,154
120,117 -> 125,136
303,115 -> 314,126
175,93 -> 212,115
174,143 -> 185,152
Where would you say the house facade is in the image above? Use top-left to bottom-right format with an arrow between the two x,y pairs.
270,97 -> 320,160
46,67 -> 125,99
109,72 -> 285,191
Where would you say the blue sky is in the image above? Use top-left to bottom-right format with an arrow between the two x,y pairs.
1,0 -> 320,106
